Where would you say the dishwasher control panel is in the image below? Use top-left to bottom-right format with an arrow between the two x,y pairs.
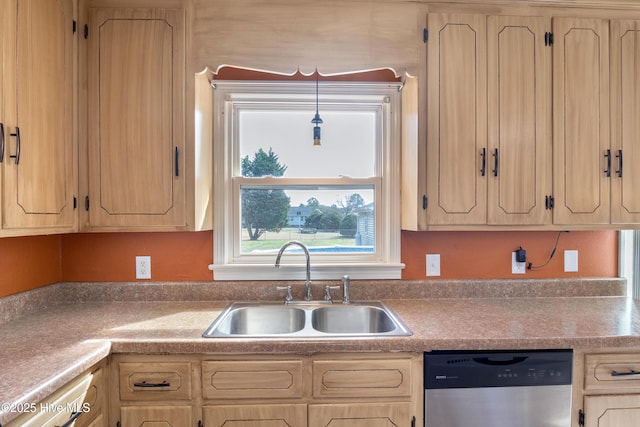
425,350 -> 573,388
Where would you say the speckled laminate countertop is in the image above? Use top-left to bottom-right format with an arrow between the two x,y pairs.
0,279 -> 636,425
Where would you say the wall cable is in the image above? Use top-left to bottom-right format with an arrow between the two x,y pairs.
527,231 -> 569,270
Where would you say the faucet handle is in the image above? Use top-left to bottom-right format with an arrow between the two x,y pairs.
276,285 -> 293,303
324,285 -> 341,303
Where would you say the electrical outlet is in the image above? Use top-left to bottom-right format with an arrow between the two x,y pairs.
512,252 -> 526,274
136,256 -> 151,279
564,250 -> 578,272
426,254 -> 440,276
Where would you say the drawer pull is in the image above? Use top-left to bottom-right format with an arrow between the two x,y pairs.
133,380 -> 171,387
57,411 -> 83,427
611,370 -> 640,377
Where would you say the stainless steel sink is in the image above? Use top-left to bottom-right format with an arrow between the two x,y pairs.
202,301 -> 411,338
311,305 -> 397,334
203,304 -> 306,337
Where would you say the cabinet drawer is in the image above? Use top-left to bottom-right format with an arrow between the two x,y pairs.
585,354 -> 640,392
312,358 -> 411,398
119,361 -> 192,401
202,360 -> 304,400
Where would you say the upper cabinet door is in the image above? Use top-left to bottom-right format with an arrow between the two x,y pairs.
0,1 -> 5,229
2,0 -> 75,230
87,8 -> 185,230
426,13 -> 487,225
611,20 -> 640,225
552,17 -> 610,225
487,16 -> 552,225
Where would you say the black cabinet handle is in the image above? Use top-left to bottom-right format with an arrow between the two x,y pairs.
9,126 -> 20,165
57,411 -> 83,427
480,148 -> 486,176
611,369 -> 640,377
544,32 -> 554,46
133,380 -> 171,387
492,148 -> 499,177
616,149 -> 623,178
604,149 -> 611,177
0,123 -> 4,162
175,147 -> 179,177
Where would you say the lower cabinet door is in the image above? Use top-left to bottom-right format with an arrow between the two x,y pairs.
120,406 -> 192,427
308,402 -> 411,427
83,414 -> 107,427
203,404 -> 306,427
77,412 -> 105,427
584,395 -> 640,427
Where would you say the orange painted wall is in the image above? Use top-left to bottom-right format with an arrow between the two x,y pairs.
54,229 -> 623,281
0,235 -> 62,297
401,230 -> 618,279
61,232 -> 213,282
0,230 -> 620,298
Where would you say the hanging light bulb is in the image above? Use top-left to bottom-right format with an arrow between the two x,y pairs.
311,71 -> 322,146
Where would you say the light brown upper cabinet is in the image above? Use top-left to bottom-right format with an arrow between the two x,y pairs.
426,12 -> 640,229
2,0 -> 76,232
86,8 -> 186,230
552,18 -> 610,225
611,20 -> 640,225
487,15 -> 552,225
426,13 -> 551,226
0,1 -> 5,230
553,17 -> 640,227
426,13 -> 488,226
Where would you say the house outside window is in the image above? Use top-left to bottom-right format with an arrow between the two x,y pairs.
209,79 -> 403,280
287,206 -> 314,228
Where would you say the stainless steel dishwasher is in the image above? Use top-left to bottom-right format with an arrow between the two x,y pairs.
424,350 -> 573,427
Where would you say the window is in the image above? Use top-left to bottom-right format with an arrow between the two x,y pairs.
620,230 -> 639,298
210,80 -> 403,280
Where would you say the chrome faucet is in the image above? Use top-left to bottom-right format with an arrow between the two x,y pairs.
275,240 -> 313,301
342,275 -> 351,304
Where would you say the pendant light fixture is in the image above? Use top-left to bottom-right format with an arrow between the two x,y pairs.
311,71 -> 323,146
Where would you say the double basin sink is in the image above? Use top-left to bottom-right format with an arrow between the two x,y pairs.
202,301 -> 412,339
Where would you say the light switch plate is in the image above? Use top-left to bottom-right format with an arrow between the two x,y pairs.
512,252 -> 526,274
564,250 -> 578,272
426,254 -> 440,276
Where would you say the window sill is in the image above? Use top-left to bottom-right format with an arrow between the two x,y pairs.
209,263 -> 405,280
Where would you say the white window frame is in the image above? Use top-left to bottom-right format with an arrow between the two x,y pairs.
620,230 -> 639,298
209,81 -> 404,280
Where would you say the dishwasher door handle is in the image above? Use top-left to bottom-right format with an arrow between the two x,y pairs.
473,356 -> 528,366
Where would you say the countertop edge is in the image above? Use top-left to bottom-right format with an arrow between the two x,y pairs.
0,341 -> 111,426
